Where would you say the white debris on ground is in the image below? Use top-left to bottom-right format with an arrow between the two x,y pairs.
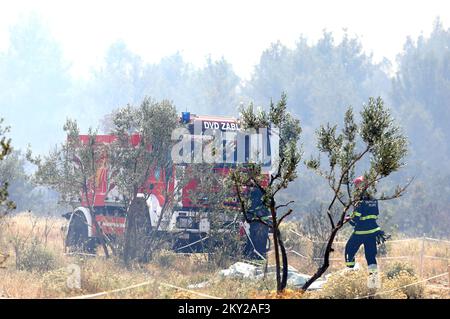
263,264 -> 300,274
217,262 -> 327,290
286,271 -> 311,287
219,261 -> 258,278
187,281 -> 211,289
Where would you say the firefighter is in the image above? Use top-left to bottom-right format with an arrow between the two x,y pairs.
243,186 -> 270,259
344,176 -> 389,274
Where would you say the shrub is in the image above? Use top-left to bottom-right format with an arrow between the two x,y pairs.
41,267 -> 74,296
81,268 -> 123,293
317,268 -> 424,299
385,262 -> 415,279
16,240 -> 59,273
41,258 -> 155,297
154,249 -> 177,268
205,232 -> 245,269
319,269 -> 376,299
381,270 -> 424,299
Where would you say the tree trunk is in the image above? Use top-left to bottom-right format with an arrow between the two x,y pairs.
302,225 -> 341,290
92,217 -> 110,258
123,196 -> 151,266
123,200 -> 136,266
270,204 -> 284,293
278,230 -> 289,290
272,227 -> 282,292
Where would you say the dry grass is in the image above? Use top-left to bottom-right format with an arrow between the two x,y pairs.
306,269 -> 424,299
0,214 -> 449,299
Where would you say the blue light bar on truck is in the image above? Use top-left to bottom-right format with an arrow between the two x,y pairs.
181,112 -> 191,123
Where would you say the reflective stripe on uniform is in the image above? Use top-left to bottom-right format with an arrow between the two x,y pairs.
360,215 -> 378,221
351,211 -> 361,217
354,227 -> 381,235
346,261 -> 355,266
251,214 -> 270,221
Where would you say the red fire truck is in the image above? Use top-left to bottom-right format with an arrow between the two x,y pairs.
64,112 -> 276,256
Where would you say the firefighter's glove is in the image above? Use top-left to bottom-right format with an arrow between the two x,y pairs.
375,231 -> 391,246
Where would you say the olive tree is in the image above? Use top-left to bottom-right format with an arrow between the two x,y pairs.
302,97 -> 409,290
231,93 -> 302,292
29,119 -> 112,257
110,98 -> 183,265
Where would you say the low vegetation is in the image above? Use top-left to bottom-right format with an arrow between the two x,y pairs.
0,213 -> 448,299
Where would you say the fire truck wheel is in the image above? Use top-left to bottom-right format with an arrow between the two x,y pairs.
66,211 -> 93,253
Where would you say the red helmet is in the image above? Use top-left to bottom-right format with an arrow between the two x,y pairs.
353,176 -> 365,187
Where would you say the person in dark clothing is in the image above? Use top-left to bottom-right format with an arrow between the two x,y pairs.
345,176 -> 388,274
243,187 -> 270,259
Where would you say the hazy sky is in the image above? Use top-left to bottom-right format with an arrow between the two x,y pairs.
0,0 -> 449,80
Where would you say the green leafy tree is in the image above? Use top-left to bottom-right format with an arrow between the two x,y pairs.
244,31 -> 391,225
302,97 -> 409,290
29,119 -> 112,257
110,98 -> 183,264
231,93 -> 302,292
